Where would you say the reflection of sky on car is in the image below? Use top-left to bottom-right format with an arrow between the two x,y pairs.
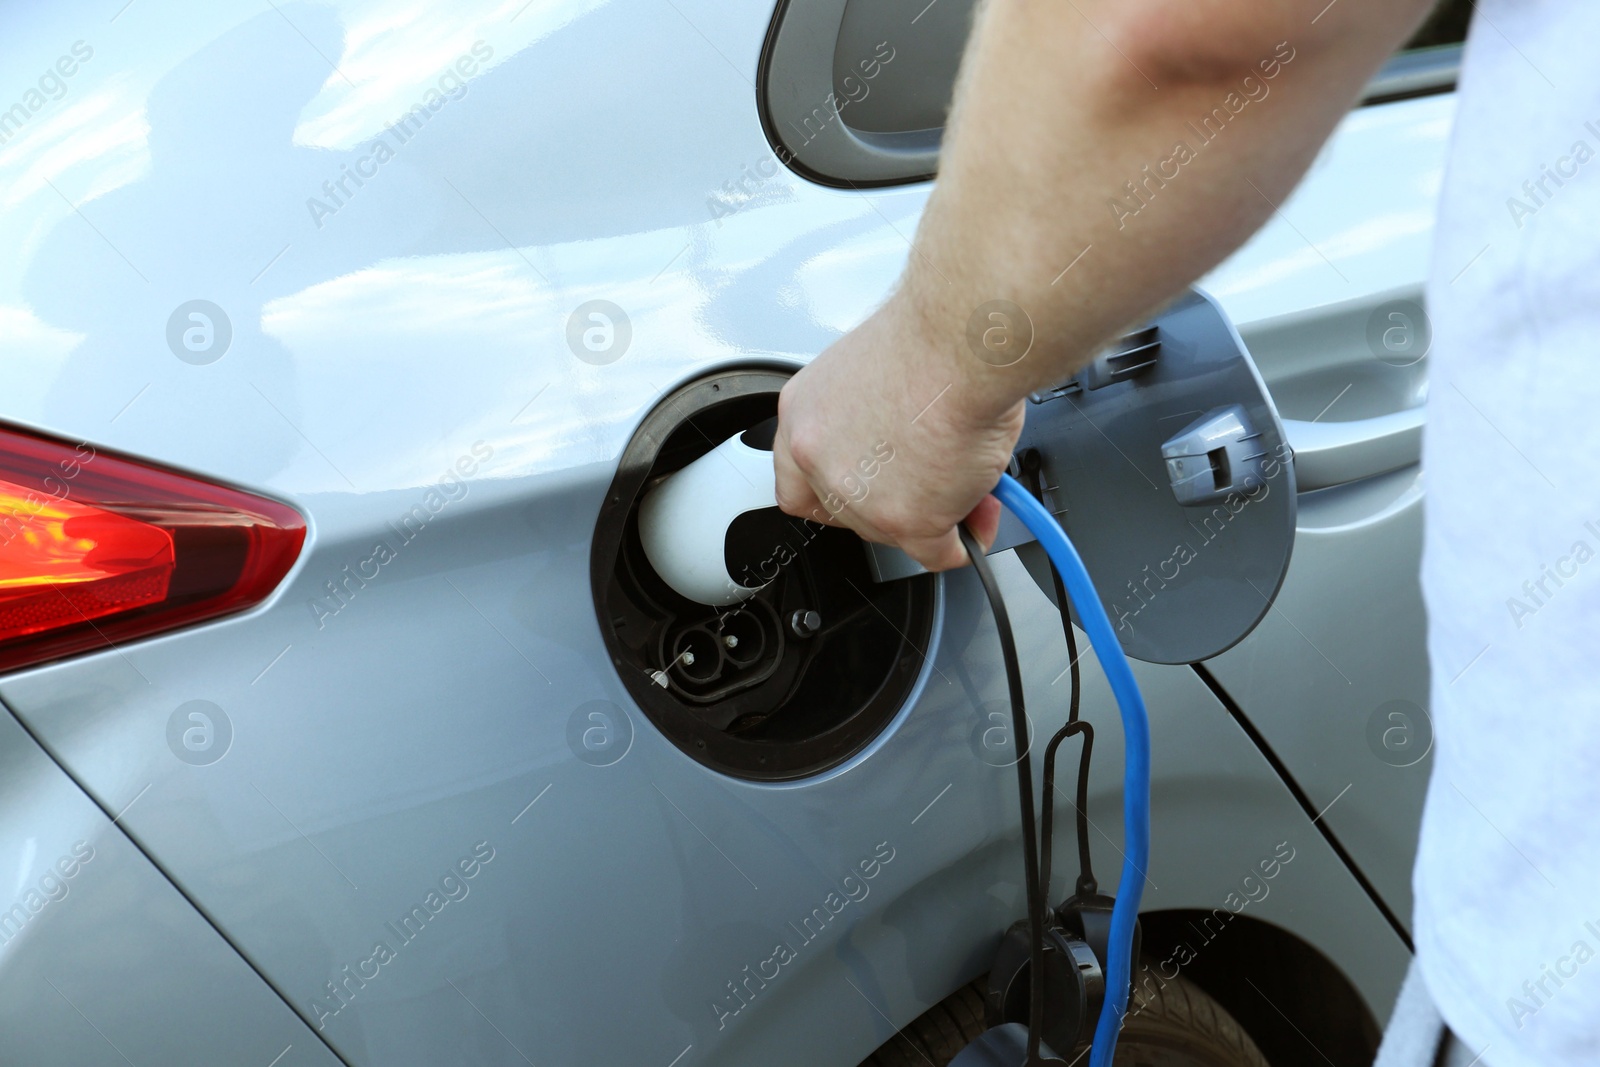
0,0 -> 1452,498
1,0 -> 783,498
291,0 -> 604,149
259,185 -> 909,490
0,0 -> 614,495
1202,95 -> 1454,325
0,0 -> 586,271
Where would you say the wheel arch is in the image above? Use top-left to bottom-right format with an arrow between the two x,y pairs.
1139,909 -> 1383,1066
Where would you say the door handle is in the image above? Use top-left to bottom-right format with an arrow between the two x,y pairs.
1282,406 -> 1423,492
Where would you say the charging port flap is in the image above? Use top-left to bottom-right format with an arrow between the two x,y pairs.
1012,289 -> 1296,665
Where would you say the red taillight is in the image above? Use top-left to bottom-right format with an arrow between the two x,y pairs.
0,428 -> 305,673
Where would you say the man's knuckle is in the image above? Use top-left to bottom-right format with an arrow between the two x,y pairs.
773,478 -> 810,516
786,429 -> 823,474
874,506 -> 919,543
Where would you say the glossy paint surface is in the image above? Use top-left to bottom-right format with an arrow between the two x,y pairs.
0,706 -> 343,1065
0,2 -> 1444,1063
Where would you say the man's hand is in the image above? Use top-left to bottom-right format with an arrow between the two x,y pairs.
773,293 -> 1020,572
771,0 -> 1435,570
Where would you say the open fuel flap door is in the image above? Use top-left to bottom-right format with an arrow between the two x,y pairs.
870,288 -> 1297,665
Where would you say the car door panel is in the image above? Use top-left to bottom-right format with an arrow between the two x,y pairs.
0,704 -> 343,1066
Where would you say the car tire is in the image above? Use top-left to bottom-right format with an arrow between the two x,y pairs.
860,979 -> 988,1066
859,967 -> 1269,1067
1115,966 -> 1269,1066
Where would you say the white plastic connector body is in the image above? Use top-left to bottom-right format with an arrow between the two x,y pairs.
637,429 -> 778,606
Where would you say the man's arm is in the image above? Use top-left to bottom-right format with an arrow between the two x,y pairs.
773,0 -> 1437,570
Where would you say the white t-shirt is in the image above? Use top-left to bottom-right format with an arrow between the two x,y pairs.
1418,4 -> 1600,1065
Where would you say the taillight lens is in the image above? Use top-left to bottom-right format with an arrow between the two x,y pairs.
0,427 -> 305,673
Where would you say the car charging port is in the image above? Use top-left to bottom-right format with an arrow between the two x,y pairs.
660,597 -> 782,705
590,367 -> 938,781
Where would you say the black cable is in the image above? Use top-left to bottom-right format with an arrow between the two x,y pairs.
958,523 -> 1047,1063
1040,563 -> 1097,900
1017,453 -> 1097,904
1050,565 -> 1082,730
1040,722 -> 1096,901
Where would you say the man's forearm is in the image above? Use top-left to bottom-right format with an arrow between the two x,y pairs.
772,0 -> 1441,571
898,0 -> 1437,424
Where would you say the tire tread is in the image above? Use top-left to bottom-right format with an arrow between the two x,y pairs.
858,963 -> 1269,1067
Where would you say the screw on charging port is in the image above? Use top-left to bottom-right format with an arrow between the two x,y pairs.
789,609 -> 822,639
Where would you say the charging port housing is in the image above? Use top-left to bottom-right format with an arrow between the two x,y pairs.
589,367 -> 938,781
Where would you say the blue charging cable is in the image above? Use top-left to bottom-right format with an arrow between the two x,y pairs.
992,474 -> 1151,1067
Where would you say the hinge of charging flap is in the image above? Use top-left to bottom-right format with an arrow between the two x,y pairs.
1029,325 -> 1161,404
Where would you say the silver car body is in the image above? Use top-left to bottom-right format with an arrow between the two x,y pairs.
0,3 -> 1441,1064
